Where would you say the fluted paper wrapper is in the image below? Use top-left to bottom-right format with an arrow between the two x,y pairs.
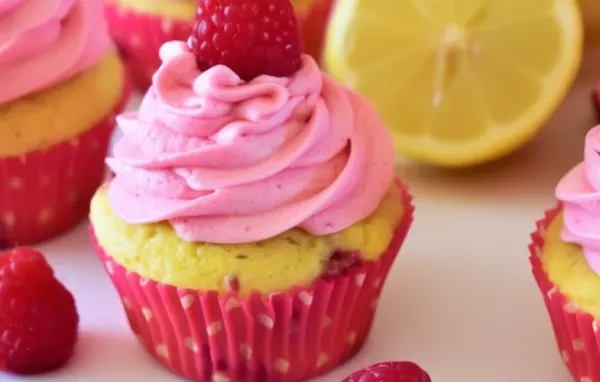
92,180 -> 414,381
530,204 -> 600,382
0,79 -> 130,246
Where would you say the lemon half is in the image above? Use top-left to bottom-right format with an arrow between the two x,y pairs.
325,0 -> 583,166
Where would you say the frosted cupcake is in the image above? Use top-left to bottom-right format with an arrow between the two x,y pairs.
90,0 -> 413,380
0,0 -> 129,245
103,0 -> 194,91
530,126 -> 600,382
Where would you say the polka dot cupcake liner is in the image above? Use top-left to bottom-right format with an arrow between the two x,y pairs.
530,204 -> 600,382
0,77 -> 131,246
104,3 -> 193,92
91,180 -> 414,382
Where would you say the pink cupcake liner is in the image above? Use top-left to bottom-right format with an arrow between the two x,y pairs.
91,179 -> 414,381
0,76 -> 131,246
529,204 -> 600,381
104,3 -> 193,91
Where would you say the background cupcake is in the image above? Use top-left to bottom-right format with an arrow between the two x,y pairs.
104,0 -> 334,91
103,0 -> 194,91
90,1 -> 414,380
530,126 -> 600,382
0,0 -> 129,246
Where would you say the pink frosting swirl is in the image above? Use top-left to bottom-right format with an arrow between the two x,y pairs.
0,0 -> 111,104
557,127 -> 600,273
107,41 -> 395,244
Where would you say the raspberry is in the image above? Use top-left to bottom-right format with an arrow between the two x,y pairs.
324,251 -> 362,278
0,247 -> 79,375
224,274 -> 240,292
190,0 -> 304,81
343,361 -> 432,382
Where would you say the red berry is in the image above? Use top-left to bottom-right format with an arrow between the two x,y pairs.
325,251 -> 362,278
190,0 -> 304,81
0,247 -> 79,375
343,361 -> 432,382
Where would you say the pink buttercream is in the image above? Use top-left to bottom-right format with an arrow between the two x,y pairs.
0,0 -> 111,104
557,127 -> 600,273
107,41 -> 395,244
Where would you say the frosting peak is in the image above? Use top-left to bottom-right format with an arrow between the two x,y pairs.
557,127 -> 600,273
0,0 -> 111,103
108,41 -> 395,244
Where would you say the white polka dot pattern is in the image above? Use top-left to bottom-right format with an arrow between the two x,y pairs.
316,353 -> 329,368
156,344 -> 169,360
184,337 -> 199,353
180,295 -> 194,310
274,359 -> 290,374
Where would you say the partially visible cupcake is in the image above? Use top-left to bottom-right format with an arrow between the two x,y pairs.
103,0 -> 195,91
530,126 -> 600,382
104,0 -> 334,91
90,1 -> 414,381
0,0 -> 129,245
293,0 -> 335,63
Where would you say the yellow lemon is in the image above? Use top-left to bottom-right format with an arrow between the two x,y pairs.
325,0 -> 583,166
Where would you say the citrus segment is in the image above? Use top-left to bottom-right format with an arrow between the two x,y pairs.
325,0 -> 583,166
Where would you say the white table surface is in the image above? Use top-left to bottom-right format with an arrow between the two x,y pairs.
4,45 -> 600,382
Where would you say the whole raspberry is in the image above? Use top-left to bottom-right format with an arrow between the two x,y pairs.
190,0 -> 304,81
0,247 -> 79,375
343,361 -> 432,382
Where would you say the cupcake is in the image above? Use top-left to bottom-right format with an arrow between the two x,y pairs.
90,1 -> 413,381
530,126 -> 600,381
103,0 -> 195,91
104,0 -> 333,91
0,0 -> 129,246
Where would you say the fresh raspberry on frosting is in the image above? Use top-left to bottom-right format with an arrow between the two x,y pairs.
0,247 -> 79,375
343,361 -> 431,382
189,0 -> 304,81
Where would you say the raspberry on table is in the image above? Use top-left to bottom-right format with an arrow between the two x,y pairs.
0,247 -> 79,375
343,361 -> 432,382
190,0 -> 304,81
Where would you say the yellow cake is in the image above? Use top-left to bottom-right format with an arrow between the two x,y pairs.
91,183 -> 405,295
0,51 -> 124,157
541,212 -> 600,318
